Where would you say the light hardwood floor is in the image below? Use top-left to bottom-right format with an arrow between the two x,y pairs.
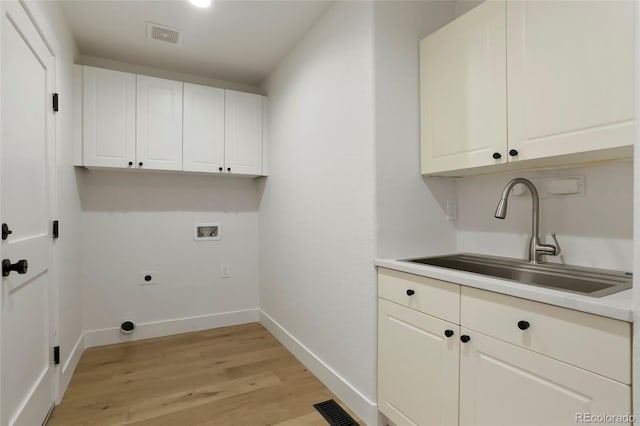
48,323 -> 361,426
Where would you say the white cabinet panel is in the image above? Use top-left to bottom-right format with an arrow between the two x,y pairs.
83,66 -> 136,168
136,75 -> 183,171
183,83 -> 225,173
420,0 -> 507,174
459,329 -> 631,426
461,286 -> 631,384
224,90 -> 263,175
378,299 -> 459,426
507,0 -> 634,162
378,268 -> 460,324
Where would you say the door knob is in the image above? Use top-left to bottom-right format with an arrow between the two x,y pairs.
460,335 -> 470,343
492,152 -> 502,160
2,223 -> 12,240
2,259 -> 28,277
444,329 -> 454,338
406,289 -> 415,296
517,320 -> 530,330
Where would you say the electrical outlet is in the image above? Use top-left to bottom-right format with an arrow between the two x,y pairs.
221,264 -> 230,278
140,271 -> 156,285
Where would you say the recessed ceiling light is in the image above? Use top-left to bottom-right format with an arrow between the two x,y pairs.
189,0 -> 211,8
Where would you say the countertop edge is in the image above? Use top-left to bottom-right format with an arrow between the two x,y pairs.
374,258 -> 634,322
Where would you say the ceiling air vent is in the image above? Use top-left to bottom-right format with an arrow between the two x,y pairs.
147,22 -> 182,46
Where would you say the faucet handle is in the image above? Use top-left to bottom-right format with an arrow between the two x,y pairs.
549,232 -> 561,256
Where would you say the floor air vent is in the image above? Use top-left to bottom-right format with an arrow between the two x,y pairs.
313,399 -> 359,426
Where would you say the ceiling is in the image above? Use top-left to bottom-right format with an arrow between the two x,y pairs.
59,0 -> 333,86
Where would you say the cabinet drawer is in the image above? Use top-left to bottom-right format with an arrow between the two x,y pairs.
461,286 -> 631,384
378,268 -> 460,324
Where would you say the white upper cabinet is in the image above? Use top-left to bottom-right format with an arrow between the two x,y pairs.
183,83 -> 225,173
77,66 -> 267,176
136,75 -> 183,171
224,90 -> 263,175
420,0 -> 507,175
506,0 -> 634,163
83,66 -> 136,168
420,0 -> 634,176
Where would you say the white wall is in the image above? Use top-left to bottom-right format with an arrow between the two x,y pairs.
454,0 -> 483,18
632,0 -> 640,416
23,0 -> 84,398
259,2 -> 377,423
81,171 -> 260,342
456,162 -> 634,271
374,1 -> 457,259
77,57 -> 264,344
78,54 -> 262,94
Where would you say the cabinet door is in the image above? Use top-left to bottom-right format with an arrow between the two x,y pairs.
378,299 -> 459,426
183,83 -> 225,173
224,90 -> 263,175
83,66 -> 136,168
507,1 -> 634,162
420,0 -> 507,175
459,329 -> 631,426
136,75 -> 183,171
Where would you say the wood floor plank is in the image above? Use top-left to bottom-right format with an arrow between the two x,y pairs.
48,323 -> 362,426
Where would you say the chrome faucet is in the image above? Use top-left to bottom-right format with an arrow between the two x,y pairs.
494,178 -> 561,264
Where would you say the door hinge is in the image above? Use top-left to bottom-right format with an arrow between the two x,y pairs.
53,346 -> 60,365
52,93 -> 59,112
52,220 -> 59,239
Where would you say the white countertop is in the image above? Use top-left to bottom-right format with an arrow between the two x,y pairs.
374,258 -> 634,322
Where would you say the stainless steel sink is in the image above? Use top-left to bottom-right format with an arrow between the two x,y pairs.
404,253 -> 632,297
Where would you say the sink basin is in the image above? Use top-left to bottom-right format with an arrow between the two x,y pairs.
404,253 -> 632,297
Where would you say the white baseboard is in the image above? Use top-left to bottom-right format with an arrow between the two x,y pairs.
259,310 -> 380,426
58,332 -> 85,402
84,309 -> 259,348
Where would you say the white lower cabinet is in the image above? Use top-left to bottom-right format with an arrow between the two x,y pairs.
377,268 -> 632,426
459,328 -> 631,426
378,299 -> 459,426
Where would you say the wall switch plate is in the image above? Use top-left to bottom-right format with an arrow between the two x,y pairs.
221,264 -> 230,278
140,271 -> 156,285
446,200 -> 457,223
194,223 -> 220,241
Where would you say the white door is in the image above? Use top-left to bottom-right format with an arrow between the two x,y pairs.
378,299 -> 459,426
506,0 -> 634,162
83,66 -> 136,169
419,0 -> 507,175
224,90 -> 263,176
136,75 -> 183,171
459,329 -> 631,426
183,83 -> 225,173
1,2 -> 57,425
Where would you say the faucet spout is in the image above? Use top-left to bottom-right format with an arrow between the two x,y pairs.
494,178 -> 559,264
